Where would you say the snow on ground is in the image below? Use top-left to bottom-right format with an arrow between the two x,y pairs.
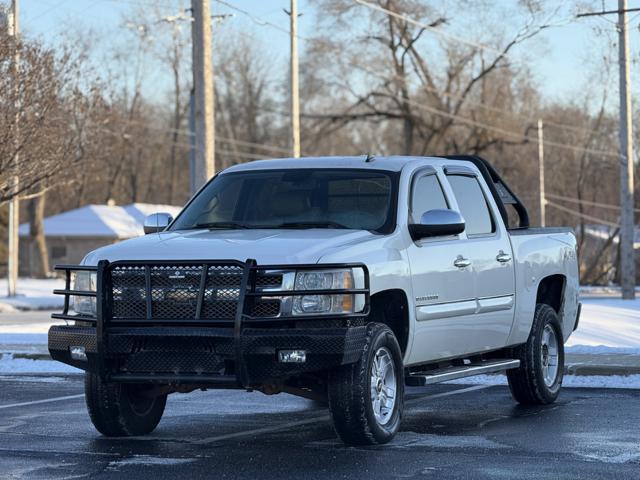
0,333 -> 48,344
0,354 -> 80,374
448,374 -> 640,389
0,284 -> 638,374
566,297 -> 640,352
0,278 -> 64,312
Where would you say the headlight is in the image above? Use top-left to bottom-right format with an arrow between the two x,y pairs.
72,271 -> 97,316
292,270 -> 356,315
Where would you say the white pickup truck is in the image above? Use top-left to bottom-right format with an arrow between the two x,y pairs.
49,155 -> 580,445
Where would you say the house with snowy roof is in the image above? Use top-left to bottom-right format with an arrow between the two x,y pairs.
18,203 -> 182,276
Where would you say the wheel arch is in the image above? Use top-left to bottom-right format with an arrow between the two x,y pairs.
535,274 -> 566,315
368,289 -> 410,355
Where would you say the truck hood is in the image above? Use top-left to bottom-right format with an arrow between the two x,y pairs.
83,228 -> 378,265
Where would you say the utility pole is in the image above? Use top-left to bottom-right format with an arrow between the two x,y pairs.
191,0 -> 214,194
617,0 -> 635,299
286,0 -> 301,158
577,0 -> 636,299
538,119 -> 546,227
7,0 -> 19,297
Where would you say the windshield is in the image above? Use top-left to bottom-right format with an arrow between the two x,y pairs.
171,169 -> 398,233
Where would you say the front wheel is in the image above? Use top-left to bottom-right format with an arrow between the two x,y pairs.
84,373 -> 167,436
328,323 -> 404,445
507,303 -> 564,405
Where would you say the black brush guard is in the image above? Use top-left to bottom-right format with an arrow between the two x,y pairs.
48,259 -> 370,388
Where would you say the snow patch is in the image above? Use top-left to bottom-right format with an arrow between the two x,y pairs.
389,431 -> 507,450
448,374 -> 640,389
0,375 -> 78,383
0,278 -> 64,311
567,297 -> 640,349
106,456 -> 195,470
566,345 -> 640,355
0,332 -> 54,343
566,432 -> 640,464
0,354 -> 80,374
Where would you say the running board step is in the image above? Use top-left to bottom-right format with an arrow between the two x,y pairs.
405,359 -> 520,387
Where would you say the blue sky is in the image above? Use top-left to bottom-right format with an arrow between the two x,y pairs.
13,0 -> 640,109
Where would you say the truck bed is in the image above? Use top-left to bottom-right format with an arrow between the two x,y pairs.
508,227 -> 574,236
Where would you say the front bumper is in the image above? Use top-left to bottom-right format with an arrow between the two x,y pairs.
49,324 -> 369,386
49,259 -> 370,387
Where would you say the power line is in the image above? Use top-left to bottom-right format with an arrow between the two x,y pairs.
546,192 -> 640,212
218,0 -> 596,139
367,93 -> 620,159
546,200 -> 620,228
214,0 -> 295,37
104,116 -> 292,155
216,1 -> 619,161
97,125 -> 274,161
354,0 -> 508,56
352,63 -> 602,137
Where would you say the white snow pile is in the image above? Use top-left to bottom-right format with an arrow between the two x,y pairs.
566,297 -> 640,354
448,374 -> 640,389
0,278 -> 64,311
0,354 -> 80,374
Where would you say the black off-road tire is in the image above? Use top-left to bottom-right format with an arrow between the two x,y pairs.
507,303 -> 564,405
84,373 -> 167,436
328,323 -> 404,445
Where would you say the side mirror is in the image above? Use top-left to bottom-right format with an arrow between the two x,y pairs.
143,212 -> 173,234
409,209 -> 465,240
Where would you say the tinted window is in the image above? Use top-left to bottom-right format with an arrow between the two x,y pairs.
411,174 -> 448,223
171,169 -> 397,233
447,175 -> 494,236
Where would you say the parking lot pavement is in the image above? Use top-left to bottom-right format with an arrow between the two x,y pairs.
0,375 -> 638,480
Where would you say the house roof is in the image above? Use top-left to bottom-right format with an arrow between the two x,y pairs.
19,203 -> 183,239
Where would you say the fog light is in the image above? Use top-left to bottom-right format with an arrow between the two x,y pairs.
278,350 -> 306,363
70,346 -> 87,361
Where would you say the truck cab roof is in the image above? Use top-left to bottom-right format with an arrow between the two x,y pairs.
222,155 -> 447,174
222,155 -> 530,230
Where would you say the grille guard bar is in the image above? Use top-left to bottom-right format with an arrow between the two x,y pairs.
51,259 -> 370,386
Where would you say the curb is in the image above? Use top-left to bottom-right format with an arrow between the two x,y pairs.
565,363 -> 640,377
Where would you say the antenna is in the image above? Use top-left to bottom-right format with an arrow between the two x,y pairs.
365,153 -> 375,162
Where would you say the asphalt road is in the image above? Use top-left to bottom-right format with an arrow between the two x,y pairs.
0,375 -> 638,479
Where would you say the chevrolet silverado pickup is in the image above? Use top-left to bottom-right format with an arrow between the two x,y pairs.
49,155 -> 580,445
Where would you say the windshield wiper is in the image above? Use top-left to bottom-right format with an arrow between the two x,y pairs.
273,221 -> 351,229
192,221 -> 251,230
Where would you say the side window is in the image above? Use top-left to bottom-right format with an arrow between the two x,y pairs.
447,175 -> 495,236
410,174 -> 448,223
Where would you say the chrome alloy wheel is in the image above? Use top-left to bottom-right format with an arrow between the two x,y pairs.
370,346 -> 397,425
541,324 -> 559,387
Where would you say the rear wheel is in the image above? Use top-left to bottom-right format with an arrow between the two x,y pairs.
328,323 -> 404,445
507,303 -> 564,405
84,373 -> 167,436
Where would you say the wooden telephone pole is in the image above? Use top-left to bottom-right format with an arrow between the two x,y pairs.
7,0 -> 19,297
286,0 -> 301,158
578,0 -> 637,299
538,119 -> 546,228
190,0 -> 215,193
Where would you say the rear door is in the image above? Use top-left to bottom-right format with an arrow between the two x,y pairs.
444,167 -> 516,350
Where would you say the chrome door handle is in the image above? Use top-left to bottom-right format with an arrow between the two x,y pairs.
496,251 -> 512,263
454,256 -> 471,268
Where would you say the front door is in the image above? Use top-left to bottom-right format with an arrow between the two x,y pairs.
406,169 -> 477,363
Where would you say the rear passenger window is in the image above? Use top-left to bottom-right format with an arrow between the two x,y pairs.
410,174 -> 448,223
447,175 -> 495,236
